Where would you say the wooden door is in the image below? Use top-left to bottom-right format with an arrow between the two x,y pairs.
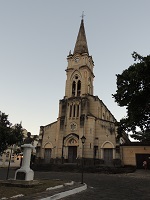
104,149 -> 113,165
68,146 -> 77,163
44,148 -> 51,163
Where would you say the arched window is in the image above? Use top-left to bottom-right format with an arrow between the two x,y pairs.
71,74 -> 81,97
77,104 -> 79,117
72,81 -> 76,96
77,80 -> 81,96
73,105 -> 76,117
69,103 -> 80,119
70,105 -> 72,117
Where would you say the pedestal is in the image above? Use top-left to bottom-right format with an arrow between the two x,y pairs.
15,144 -> 35,181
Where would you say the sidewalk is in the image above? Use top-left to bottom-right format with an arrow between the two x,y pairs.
19,182 -> 87,200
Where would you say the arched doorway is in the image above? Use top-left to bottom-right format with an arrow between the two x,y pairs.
101,141 -> 115,166
64,134 -> 79,163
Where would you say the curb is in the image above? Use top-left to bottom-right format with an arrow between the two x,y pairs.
46,181 -> 74,191
41,183 -> 87,200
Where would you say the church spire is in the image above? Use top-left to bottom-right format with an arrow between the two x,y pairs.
73,16 -> 89,55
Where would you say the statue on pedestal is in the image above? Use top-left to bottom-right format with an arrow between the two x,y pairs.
15,132 -> 35,181
24,132 -> 33,144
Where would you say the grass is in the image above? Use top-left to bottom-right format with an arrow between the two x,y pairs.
0,179 -> 65,199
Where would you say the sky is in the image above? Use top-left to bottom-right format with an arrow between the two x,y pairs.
0,0 -> 150,135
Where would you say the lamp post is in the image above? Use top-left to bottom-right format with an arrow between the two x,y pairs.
6,145 -> 13,180
81,135 -> 86,184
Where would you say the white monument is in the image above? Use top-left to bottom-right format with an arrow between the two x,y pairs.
15,144 -> 35,181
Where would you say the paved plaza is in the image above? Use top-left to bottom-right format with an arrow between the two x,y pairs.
0,168 -> 150,200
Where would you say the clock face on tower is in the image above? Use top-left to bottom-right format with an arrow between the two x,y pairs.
74,57 -> 79,62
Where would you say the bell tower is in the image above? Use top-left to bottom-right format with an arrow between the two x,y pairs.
65,18 -> 95,99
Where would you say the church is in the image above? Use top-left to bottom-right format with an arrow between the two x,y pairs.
37,18 -> 122,165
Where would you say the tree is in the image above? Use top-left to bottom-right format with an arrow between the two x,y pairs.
0,111 -> 24,154
113,52 -> 150,140
131,129 -> 150,142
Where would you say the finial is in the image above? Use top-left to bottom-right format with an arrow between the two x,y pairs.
80,11 -> 85,20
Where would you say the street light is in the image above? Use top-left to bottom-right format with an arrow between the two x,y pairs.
81,135 -> 86,184
6,146 -> 13,180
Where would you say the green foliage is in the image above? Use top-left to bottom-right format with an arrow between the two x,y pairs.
130,129 -> 150,142
0,111 -> 24,154
113,52 -> 150,140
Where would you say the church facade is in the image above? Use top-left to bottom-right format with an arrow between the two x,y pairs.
37,19 -> 121,165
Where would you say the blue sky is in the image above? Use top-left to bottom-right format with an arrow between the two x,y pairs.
0,0 -> 150,135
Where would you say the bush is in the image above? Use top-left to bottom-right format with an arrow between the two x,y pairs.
113,159 -> 122,167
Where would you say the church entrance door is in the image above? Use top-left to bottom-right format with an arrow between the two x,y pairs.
104,148 -> 113,165
44,148 -> 51,163
68,146 -> 77,163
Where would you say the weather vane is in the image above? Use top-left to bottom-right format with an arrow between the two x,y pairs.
80,11 -> 85,20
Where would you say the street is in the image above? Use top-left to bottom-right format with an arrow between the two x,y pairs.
0,168 -> 150,200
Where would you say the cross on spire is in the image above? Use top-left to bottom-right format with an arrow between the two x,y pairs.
80,11 -> 85,20
73,12 -> 89,54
